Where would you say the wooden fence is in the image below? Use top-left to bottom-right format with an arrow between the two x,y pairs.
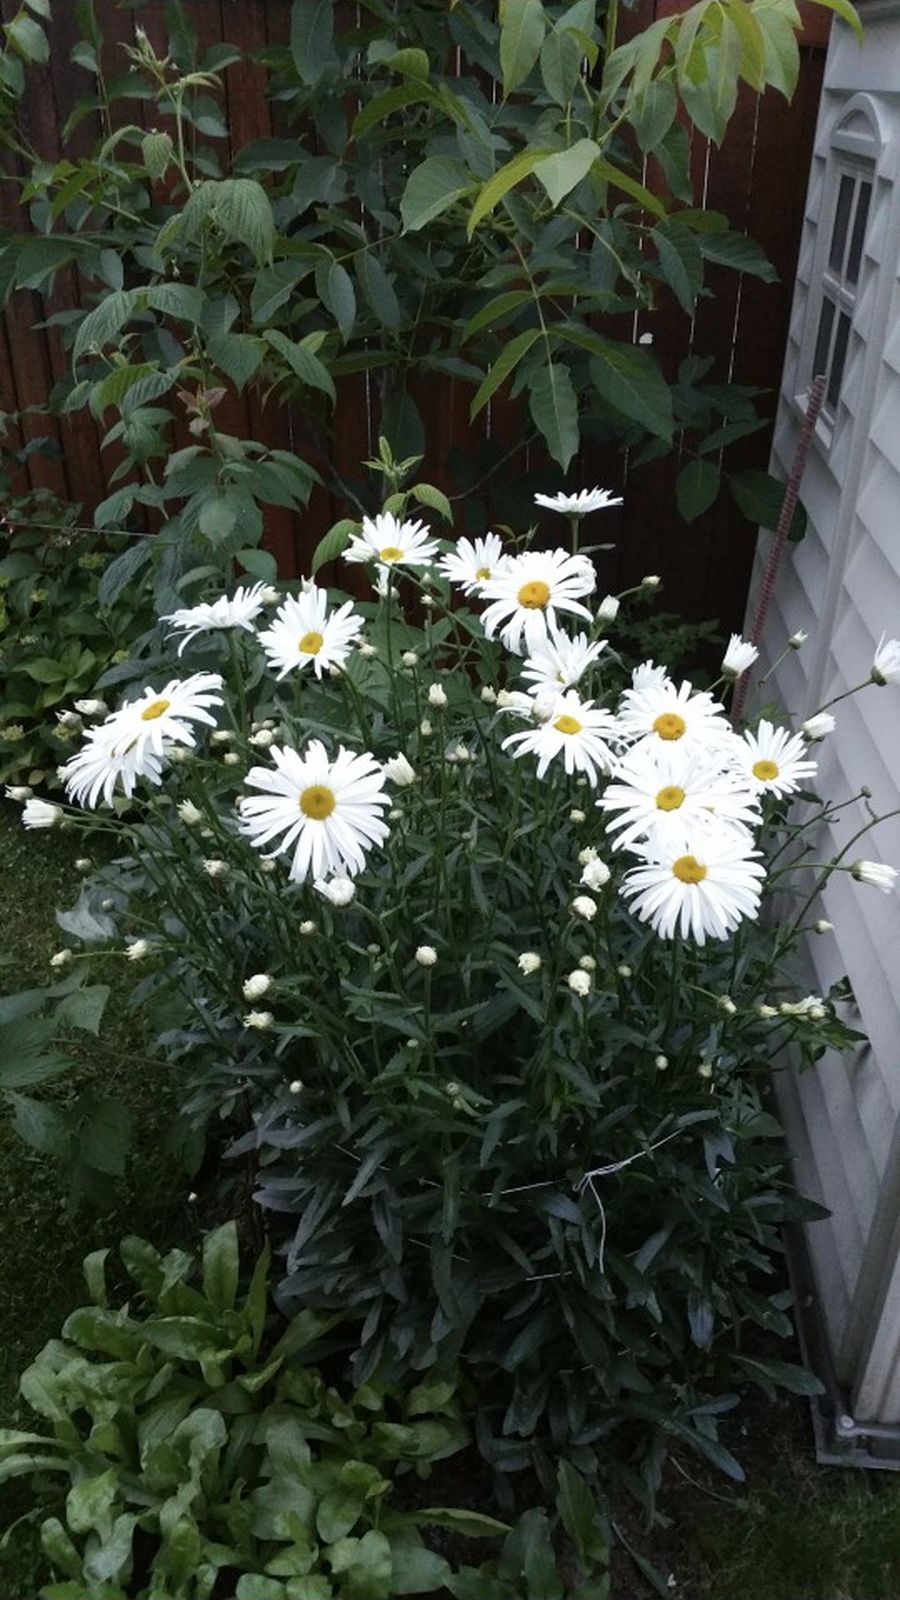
0,0 -> 830,632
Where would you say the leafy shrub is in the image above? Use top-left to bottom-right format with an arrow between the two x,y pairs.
3,1224 -> 566,1599
15,481 -> 878,1505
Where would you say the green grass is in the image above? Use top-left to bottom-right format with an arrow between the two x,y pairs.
3,807 -> 900,1599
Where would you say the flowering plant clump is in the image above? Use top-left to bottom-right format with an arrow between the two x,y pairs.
18,481 -> 894,1496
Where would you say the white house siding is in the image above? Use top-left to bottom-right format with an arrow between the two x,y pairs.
747,0 -> 900,1422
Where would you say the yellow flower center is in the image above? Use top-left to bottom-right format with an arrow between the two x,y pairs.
554,714 -> 582,736
673,854 -> 708,884
299,784 -> 336,820
653,712 -> 686,741
141,697 -> 171,722
656,785 -> 686,812
298,630 -> 324,656
476,566 -> 491,580
752,758 -> 779,782
379,545 -> 404,563
517,579 -> 551,610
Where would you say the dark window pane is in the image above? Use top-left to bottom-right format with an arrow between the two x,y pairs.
829,174 -> 855,274
827,312 -> 851,409
846,180 -> 872,284
813,296 -> 835,383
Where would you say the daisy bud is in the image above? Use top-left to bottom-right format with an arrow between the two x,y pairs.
801,712 -> 835,742
299,920 -> 316,935
203,858 -> 229,879
249,728 -> 275,748
415,944 -> 438,967
851,859 -> 897,893
168,747 -> 190,764
75,857 -> 92,871
178,799 -> 203,825
401,650 -> 419,667
718,996 -> 737,1016
289,1079 -> 303,1093
385,753 -> 416,787
422,595 -> 435,608
496,690 -> 513,708
212,729 -> 235,745
617,963 -> 632,978
358,642 -> 377,658
315,875 -> 356,906
242,973 -> 272,1001
427,682 -> 448,710
187,1190 -> 198,1203
260,586 -> 280,604
73,698 -> 107,715
654,1054 -> 668,1070
367,942 -> 380,955
579,955 -> 596,972
22,798 -> 61,830
596,594 -> 620,624
419,718 -> 433,737
223,752 -> 241,766
698,1061 -> 714,1079
569,809 -> 586,824
571,895 -> 598,921
756,1003 -> 778,1018
101,898 -> 115,911
126,939 -> 149,961
809,1004 -> 827,1021
56,709 -> 82,729
50,949 -> 73,968
721,634 -> 759,681
580,858 -> 611,892
871,635 -> 900,685
814,919 -> 834,934
453,744 -> 471,764
641,574 -> 661,590
261,859 -> 277,874
789,631 -> 808,649
578,845 -> 598,867
244,1010 -> 274,1030
568,969 -> 592,997
389,807 -> 403,820
5,784 -> 32,800
480,685 -> 498,704
518,952 -> 542,975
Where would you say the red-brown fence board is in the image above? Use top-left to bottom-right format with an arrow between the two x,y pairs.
0,1 -> 828,630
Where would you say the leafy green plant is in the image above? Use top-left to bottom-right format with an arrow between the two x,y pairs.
0,0 -> 846,592
0,1225 -> 612,1599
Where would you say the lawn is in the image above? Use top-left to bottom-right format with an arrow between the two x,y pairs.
2,802 -> 900,1600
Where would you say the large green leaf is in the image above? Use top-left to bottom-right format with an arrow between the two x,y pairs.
560,329 -> 674,441
528,359 -> 579,470
356,254 -> 401,330
467,147 -> 553,235
652,221 -> 704,313
469,328 -> 542,419
7,1092 -> 70,1157
728,467 -> 806,539
316,260 -> 356,341
500,0 -> 547,94
540,28 -> 583,105
699,229 -> 777,281
534,138 -> 599,207
400,157 -> 473,232
676,458 -> 720,522
264,329 -> 336,402
202,1221 -> 240,1314
290,0 -> 336,84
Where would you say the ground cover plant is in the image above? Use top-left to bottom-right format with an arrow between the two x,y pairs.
10,474 -> 898,1545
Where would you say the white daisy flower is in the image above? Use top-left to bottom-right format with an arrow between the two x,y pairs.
258,586 -> 364,680
239,740 -> 389,883
480,548 -> 595,654
502,689 -> 618,785
438,533 -> 507,595
871,635 -> 900,685
161,583 -> 269,656
616,675 -> 732,756
344,511 -> 439,570
598,744 -> 760,855
126,939 -> 150,962
851,859 -> 897,893
102,673 -> 224,765
385,753 -> 416,787
61,724 -> 165,809
620,834 -> 765,944
21,797 -> 61,828
734,720 -> 817,798
534,487 -> 623,517
521,622 -> 607,692
721,634 -> 759,681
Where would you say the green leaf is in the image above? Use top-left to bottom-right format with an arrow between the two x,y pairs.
592,156 -> 666,218
202,1221 -> 239,1313
567,332 -> 673,440
469,327 -> 542,419
83,1248 -> 110,1307
142,130 -> 173,181
534,138 -> 599,207
81,1097 -> 132,1177
0,1015 -> 68,1088
728,467 -> 805,538
631,79 -> 678,153
417,1507 -> 510,1537
383,46 -> 430,80
652,221 -> 704,314
174,180 -> 275,268
317,260 -> 356,342
528,359 -> 579,471
467,147 -> 554,236
291,0 -> 336,84
311,518 -> 357,574
264,329 -> 336,403
145,282 -> 206,325
7,1092 -> 70,1157
401,156 -> 474,232
734,1355 -> 825,1396
207,333 -> 263,391
411,482 -> 452,522
97,539 -> 151,607
198,493 -> 238,541
808,0 -> 862,40
251,260 -> 310,324
391,1543 -> 451,1596
699,229 -> 777,281
5,12 -> 49,63
540,28 -> 583,105
461,290 -> 533,342
500,0 -> 547,94
327,1529 -> 392,1599
557,1461 -> 609,1569
353,82 -> 433,140
72,289 -> 138,363
56,984 -> 110,1035
356,253 -> 401,331
237,547 -> 279,580
676,458 -> 720,522
687,1291 -> 715,1349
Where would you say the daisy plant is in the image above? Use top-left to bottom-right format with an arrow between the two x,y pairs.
18,491 -> 897,1509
